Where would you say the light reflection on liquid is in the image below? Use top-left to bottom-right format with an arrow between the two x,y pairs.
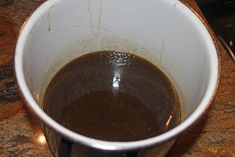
112,71 -> 121,89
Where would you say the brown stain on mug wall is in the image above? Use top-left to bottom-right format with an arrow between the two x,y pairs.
48,8 -> 51,32
159,42 -> 165,64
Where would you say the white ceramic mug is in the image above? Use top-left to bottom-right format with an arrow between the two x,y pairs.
15,0 -> 219,156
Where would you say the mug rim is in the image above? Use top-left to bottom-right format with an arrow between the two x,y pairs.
15,0 -> 219,151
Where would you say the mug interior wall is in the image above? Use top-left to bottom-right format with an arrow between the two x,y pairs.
22,0 -> 212,119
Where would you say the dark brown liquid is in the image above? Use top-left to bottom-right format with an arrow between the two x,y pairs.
43,51 -> 181,141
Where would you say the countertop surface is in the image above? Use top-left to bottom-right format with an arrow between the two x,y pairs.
0,0 -> 234,156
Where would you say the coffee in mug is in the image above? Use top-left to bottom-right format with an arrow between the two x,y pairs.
42,51 -> 181,142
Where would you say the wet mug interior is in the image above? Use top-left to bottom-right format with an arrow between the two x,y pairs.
15,0 -> 218,153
